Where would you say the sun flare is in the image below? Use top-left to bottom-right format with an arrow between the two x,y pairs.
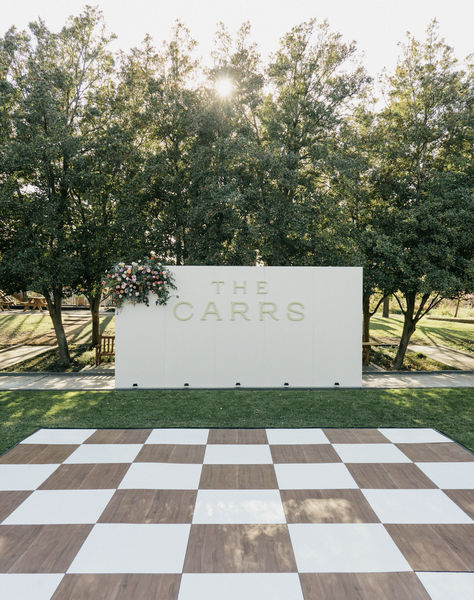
215,77 -> 234,98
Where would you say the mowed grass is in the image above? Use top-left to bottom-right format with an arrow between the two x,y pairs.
0,312 -> 115,347
0,313 -> 53,347
0,388 -> 473,455
371,314 -> 474,354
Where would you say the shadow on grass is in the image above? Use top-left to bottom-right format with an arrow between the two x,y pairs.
0,388 -> 472,455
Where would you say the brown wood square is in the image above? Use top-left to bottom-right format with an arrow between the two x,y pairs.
0,524 -> 93,572
207,429 -> 268,444
98,490 -> 197,523
38,464 -> 130,490
396,443 -> 474,462
0,444 -> 78,464
443,490 -> 474,519
386,524 -> 474,571
270,444 -> 340,463
322,429 -> 389,443
84,429 -> 152,444
51,574 -> 181,600
346,463 -> 437,489
183,524 -> 297,572
299,573 -> 430,600
199,464 -> 278,489
0,491 -> 31,522
281,489 -> 379,523
135,444 -> 205,463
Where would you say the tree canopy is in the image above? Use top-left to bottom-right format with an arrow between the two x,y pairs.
0,11 -> 472,368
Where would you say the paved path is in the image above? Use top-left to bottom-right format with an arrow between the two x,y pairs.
0,427 -> 472,599
408,344 -> 474,371
0,371 -> 473,390
0,345 -> 54,370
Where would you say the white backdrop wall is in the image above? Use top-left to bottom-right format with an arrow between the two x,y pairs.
115,266 -> 362,388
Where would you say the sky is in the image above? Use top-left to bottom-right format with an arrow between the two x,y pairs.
1,0 -> 473,78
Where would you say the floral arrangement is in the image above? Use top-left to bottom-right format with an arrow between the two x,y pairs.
102,253 -> 176,309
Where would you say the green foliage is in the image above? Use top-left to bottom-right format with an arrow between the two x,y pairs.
0,11 -> 472,370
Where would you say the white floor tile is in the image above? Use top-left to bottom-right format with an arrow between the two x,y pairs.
416,462 -> 474,489
0,574 -> 64,600
204,445 -> 272,464
118,463 -> 202,489
64,444 -> 142,464
21,429 -> 96,444
178,574 -> 304,600
333,443 -> 411,463
288,523 -> 411,572
416,572 -> 474,600
68,523 -> 190,573
362,489 -> 472,523
4,489 -> 115,524
378,428 -> 450,443
147,429 -> 209,444
0,464 -> 59,491
275,463 -> 358,490
193,490 -> 285,524
266,429 -> 329,445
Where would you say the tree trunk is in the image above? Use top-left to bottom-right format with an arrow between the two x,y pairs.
392,292 -> 417,370
382,295 -> 390,318
45,287 -> 70,367
362,293 -> 371,365
454,297 -> 461,318
88,292 -> 102,349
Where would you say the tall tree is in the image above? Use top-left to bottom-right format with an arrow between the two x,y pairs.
185,22 -> 265,265
259,19 -> 369,266
0,7 -> 119,363
375,21 -> 473,368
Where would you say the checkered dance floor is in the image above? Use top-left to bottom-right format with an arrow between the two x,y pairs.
0,428 -> 473,599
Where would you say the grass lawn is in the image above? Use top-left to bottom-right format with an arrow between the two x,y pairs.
0,388 -> 473,455
0,312 -> 114,347
370,347 -> 457,371
371,314 -> 473,354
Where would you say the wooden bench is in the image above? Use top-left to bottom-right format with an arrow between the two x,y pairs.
0,292 -> 15,311
95,335 -> 115,366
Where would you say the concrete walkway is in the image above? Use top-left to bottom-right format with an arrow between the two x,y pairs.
0,371 -> 472,390
0,345 -> 54,369
408,344 -> 474,371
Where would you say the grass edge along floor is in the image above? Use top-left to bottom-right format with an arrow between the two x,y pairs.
0,388 -> 473,456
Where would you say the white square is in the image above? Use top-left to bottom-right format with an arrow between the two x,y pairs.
4,489 -> 115,524
0,464 -> 59,491
333,444 -> 411,463
416,462 -> 474,489
178,574 -> 304,600
119,463 -> 202,489
275,463 -> 358,490
378,428 -> 450,443
288,523 -> 411,572
64,444 -> 142,464
21,429 -> 96,444
204,445 -> 272,464
266,429 -> 329,445
68,523 -> 190,573
362,489 -> 472,524
417,572 -> 474,600
147,429 -> 209,444
193,490 -> 286,524
0,574 -> 64,600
